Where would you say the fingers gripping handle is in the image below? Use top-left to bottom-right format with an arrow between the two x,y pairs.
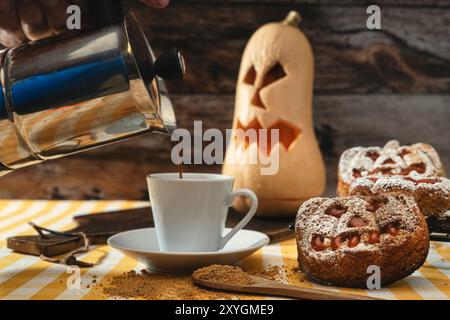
220,189 -> 258,249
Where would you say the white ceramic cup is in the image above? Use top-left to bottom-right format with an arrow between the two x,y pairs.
147,173 -> 258,252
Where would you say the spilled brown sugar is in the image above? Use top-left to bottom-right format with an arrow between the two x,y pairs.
193,265 -> 254,285
102,270 -> 234,300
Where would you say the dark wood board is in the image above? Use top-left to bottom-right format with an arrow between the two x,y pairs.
7,207 -> 294,257
74,206 -> 294,243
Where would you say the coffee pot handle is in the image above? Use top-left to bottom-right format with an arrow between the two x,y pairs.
220,189 -> 258,249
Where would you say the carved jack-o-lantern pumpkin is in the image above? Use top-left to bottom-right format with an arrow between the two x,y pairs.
223,11 -> 326,217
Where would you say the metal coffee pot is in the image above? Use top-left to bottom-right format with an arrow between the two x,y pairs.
0,1 -> 185,177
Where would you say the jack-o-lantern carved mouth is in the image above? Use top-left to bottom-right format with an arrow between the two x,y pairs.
236,118 -> 301,155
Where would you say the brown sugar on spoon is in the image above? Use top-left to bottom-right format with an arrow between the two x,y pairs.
193,265 -> 254,286
192,265 -> 379,300
295,194 -> 429,288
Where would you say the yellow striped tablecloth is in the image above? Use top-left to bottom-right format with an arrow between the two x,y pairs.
0,200 -> 449,300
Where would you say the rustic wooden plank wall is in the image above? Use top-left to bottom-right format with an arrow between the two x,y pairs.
0,0 -> 448,200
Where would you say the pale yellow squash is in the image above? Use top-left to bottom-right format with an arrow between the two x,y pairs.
223,11 -> 326,217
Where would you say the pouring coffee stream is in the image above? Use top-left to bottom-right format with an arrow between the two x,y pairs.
178,165 -> 184,179
0,0 -> 186,177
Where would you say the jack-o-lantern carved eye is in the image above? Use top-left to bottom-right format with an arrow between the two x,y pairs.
243,65 -> 257,85
262,63 -> 286,88
243,63 -> 286,87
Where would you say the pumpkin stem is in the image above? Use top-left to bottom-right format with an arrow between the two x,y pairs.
283,11 -> 302,27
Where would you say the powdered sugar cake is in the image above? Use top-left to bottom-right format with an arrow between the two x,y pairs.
349,176 -> 450,220
337,140 -> 445,197
295,194 -> 429,288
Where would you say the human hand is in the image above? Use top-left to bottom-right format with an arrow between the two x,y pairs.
0,0 -> 170,47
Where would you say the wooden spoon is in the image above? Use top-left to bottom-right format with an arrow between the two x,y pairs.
192,274 -> 381,300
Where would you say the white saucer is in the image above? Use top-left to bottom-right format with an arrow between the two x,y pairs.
108,228 -> 270,273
